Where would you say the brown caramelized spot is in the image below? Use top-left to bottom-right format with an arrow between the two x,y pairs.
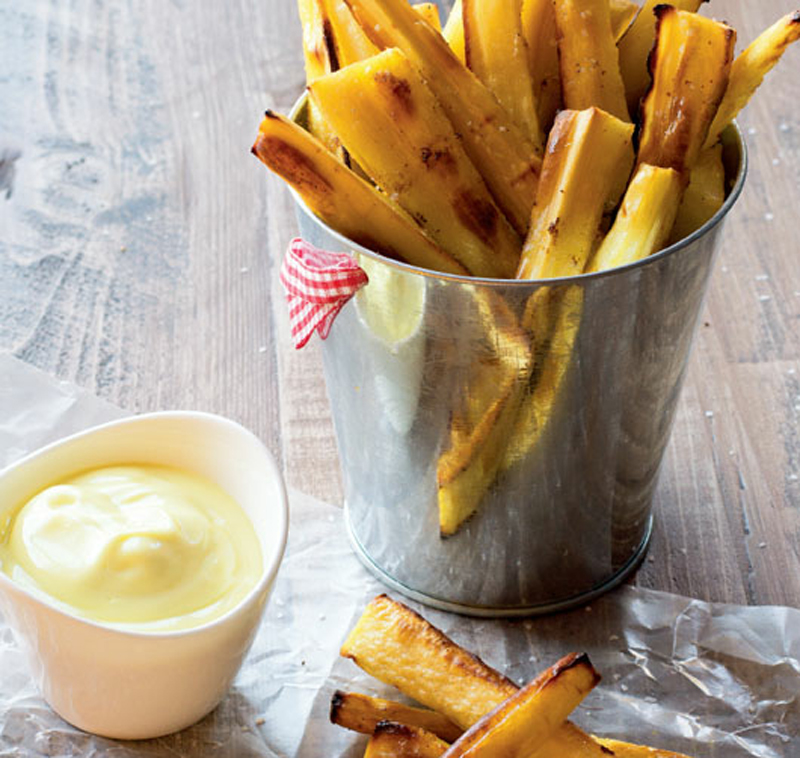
374,72 -> 415,116
600,746 -> 615,755
453,191 -> 499,245
420,146 -> 457,174
548,218 -> 560,238
257,136 -> 333,195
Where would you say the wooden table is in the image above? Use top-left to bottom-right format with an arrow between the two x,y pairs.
1,0 -> 798,608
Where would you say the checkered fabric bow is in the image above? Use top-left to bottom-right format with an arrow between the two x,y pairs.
280,238 -> 369,349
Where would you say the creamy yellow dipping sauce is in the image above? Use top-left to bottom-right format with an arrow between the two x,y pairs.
0,465 -> 263,632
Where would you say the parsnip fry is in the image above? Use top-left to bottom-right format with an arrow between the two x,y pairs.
412,2 -> 442,32
318,0 -> 378,66
441,653 -> 601,758
517,107 -> 635,280
341,595 -> 687,757
705,11 -> 800,148
443,0 -> 466,62
609,0 -> 639,43
437,291 -> 532,535
539,721 -> 622,757
297,0 -> 344,157
463,0 -> 544,150
330,691 -> 463,743
637,8 -> 735,177
308,49 -> 521,278
554,0 -> 630,121
251,111 -> 467,275
596,737 -> 695,758
617,0 -> 706,114
365,723 -> 450,758
589,164 -> 683,272
669,144 -> 725,244
340,594 -> 518,731
500,285 -> 583,474
342,0 -> 542,236
521,0 -> 562,132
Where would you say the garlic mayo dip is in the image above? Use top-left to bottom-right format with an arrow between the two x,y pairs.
0,465 -> 263,632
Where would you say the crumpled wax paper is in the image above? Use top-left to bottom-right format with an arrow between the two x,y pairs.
0,352 -> 798,757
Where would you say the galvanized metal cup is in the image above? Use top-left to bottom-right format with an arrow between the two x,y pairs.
291,101 -> 747,616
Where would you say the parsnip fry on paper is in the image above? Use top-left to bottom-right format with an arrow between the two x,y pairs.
308,48 -> 521,278
516,107 -> 635,280
521,0 -> 562,132
616,0 -> 706,113
341,595 -> 691,757
589,164 -> 683,273
463,0 -> 543,150
705,11 -> 800,148
365,722 -> 450,758
340,594 -> 518,731
441,653 -> 600,758
251,111 -> 467,275
554,0 -> 630,121
342,0 -> 542,236
330,691 -> 463,743
637,8 -> 735,177
669,144 -> 726,244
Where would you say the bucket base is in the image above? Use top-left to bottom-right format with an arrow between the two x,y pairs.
344,502 -> 654,618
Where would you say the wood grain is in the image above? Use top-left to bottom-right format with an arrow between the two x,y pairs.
0,0 -> 798,606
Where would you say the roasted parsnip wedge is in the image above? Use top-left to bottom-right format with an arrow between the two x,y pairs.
252,111 -> 467,275
516,107 -> 635,280
669,144 -> 726,244
521,0 -> 562,133
340,594 -> 518,730
365,722 -> 450,758
443,0 -> 466,62
308,49 -> 521,278
596,737 -> 695,758
617,0 -> 707,114
463,0 -> 543,150
317,0 -> 378,66
342,0 -> 542,236
341,595 -> 689,757
609,0 -> 639,43
501,285 -> 583,473
539,721 -> 623,757
412,2 -> 442,32
441,653 -> 600,758
554,0 -> 630,121
589,164 -> 683,272
637,8 -> 735,177
297,0 -> 345,157
705,11 -> 800,148
437,291 -> 532,535
331,691 -> 462,742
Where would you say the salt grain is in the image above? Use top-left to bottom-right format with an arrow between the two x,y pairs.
758,542 -> 767,549
758,295 -> 772,302
240,266 -> 250,274
755,274 -> 769,281
748,127 -> 758,136
258,346 -> 267,353
705,410 -> 714,418
764,212 -> 775,221
779,123 -> 790,132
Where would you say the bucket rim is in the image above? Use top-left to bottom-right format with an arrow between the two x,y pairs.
288,94 -> 748,287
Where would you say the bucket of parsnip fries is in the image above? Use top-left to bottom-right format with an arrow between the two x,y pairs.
252,0 -> 798,615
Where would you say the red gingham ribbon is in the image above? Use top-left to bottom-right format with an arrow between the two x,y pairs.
280,238 -> 369,349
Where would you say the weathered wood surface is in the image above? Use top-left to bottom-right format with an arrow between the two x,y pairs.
0,0 -> 798,607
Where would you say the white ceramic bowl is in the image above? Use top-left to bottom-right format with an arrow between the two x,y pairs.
0,411 -> 288,740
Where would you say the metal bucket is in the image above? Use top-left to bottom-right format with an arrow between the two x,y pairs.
291,99 -> 747,616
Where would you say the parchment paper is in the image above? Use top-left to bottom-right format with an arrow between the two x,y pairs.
0,353 -> 798,757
